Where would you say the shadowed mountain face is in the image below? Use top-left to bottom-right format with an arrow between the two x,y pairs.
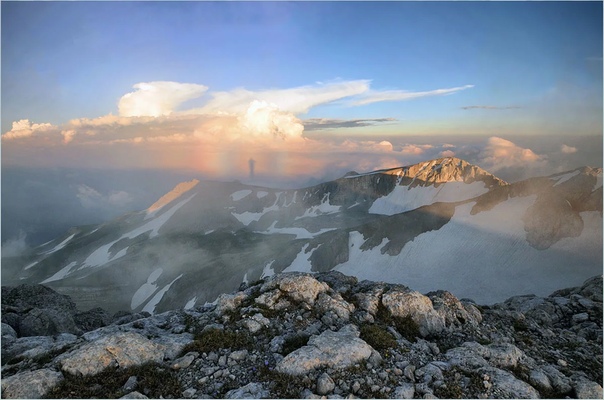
2,157 -> 601,313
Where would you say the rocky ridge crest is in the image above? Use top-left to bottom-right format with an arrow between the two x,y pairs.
1,272 -> 602,399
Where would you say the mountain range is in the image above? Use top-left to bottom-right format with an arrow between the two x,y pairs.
2,157 -> 601,314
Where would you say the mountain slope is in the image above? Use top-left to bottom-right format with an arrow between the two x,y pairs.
4,158 -> 601,313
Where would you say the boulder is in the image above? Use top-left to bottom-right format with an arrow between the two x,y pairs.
381,288 -> 445,337
262,273 -> 328,306
277,325 -> 373,375
74,307 -> 113,331
19,308 -> 81,337
1,368 -> 63,399
60,332 -> 165,376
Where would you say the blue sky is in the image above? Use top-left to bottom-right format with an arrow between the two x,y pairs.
1,1 -> 602,181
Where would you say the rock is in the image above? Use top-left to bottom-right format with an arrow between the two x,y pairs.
60,332 -> 165,376
182,388 -> 197,398
171,352 -> 198,369
225,382 -> 270,399
381,288 -> 445,337
485,367 -> 540,399
485,343 -> 524,368
120,391 -> 149,399
315,293 -> 354,321
1,322 -> 17,340
1,368 -> 63,399
393,383 -> 415,399
19,308 -> 81,337
215,292 -> 247,315
2,284 -> 77,314
528,369 -> 552,392
317,372 -> 336,395
428,290 -> 482,328
277,325 -> 373,375
123,376 -> 138,392
262,273 -> 328,306
573,379 -> 603,399
578,275 -> 603,302
254,289 -> 282,309
572,313 -> 589,324
229,349 -> 248,361
74,307 -> 113,331
315,271 -> 358,294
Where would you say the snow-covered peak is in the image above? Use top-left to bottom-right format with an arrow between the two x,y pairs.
344,157 -> 507,187
147,179 -> 199,215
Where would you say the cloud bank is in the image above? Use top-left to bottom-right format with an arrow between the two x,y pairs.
3,79 -> 574,184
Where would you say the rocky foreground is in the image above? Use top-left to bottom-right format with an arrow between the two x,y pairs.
1,272 -> 602,399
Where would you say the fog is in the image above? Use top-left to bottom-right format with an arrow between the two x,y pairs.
2,134 -> 601,252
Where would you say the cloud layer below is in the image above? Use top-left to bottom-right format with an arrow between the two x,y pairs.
1,79 -> 587,184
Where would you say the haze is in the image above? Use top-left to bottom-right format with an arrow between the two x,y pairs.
1,1 -> 602,249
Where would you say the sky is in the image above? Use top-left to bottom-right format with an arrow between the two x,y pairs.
1,1 -> 603,185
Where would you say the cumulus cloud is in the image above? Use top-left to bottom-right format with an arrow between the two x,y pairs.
303,118 -> 396,131
241,100 -> 304,140
350,85 -> 474,106
118,81 -> 208,117
560,144 -> 578,154
2,119 -> 55,140
479,136 -> 547,172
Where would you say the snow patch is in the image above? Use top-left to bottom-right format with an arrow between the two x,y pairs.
24,261 -> 38,270
231,190 -> 252,201
282,244 -> 320,273
184,296 -> 197,310
295,193 -> 341,220
40,262 -> 77,284
262,221 -> 336,239
142,274 -> 182,314
552,170 -> 581,187
369,181 -> 488,216
260,261 -> 276,279
131,268 -> 163,310
231,193 -> 283,226
257,191 -> 268,199
242,272 -> 249,285
43,233 -> 76,255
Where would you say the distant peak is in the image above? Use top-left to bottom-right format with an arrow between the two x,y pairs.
147,179 -> 200,214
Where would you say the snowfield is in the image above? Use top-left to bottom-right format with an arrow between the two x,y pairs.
336,195 -> 602,304
369,181 -> 488,215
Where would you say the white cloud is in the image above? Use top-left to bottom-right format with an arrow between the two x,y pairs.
241,100 -> 304,140
350,85 -> 474,106
2,119 -> 55,140
191,80 -> 371,115
480,136 -> 546,171
560,144 -> 578,154
118,81 -> 208,117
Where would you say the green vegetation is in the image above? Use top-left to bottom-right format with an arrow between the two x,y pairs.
359,323 -> 397,350
180,327 -> 253,355
44,363 -> 181,399
256,364 -> 306,399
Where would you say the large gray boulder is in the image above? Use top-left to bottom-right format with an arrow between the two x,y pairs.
60,332 -> 166,376
381,288 -> 446,337
19,308 -> 81,337
1,368 -> 63,399
276,324 -> 373,375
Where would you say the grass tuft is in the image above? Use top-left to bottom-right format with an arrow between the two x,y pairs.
44,362 -> 181,399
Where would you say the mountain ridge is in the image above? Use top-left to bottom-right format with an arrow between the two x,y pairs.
1,157 -> 601,314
